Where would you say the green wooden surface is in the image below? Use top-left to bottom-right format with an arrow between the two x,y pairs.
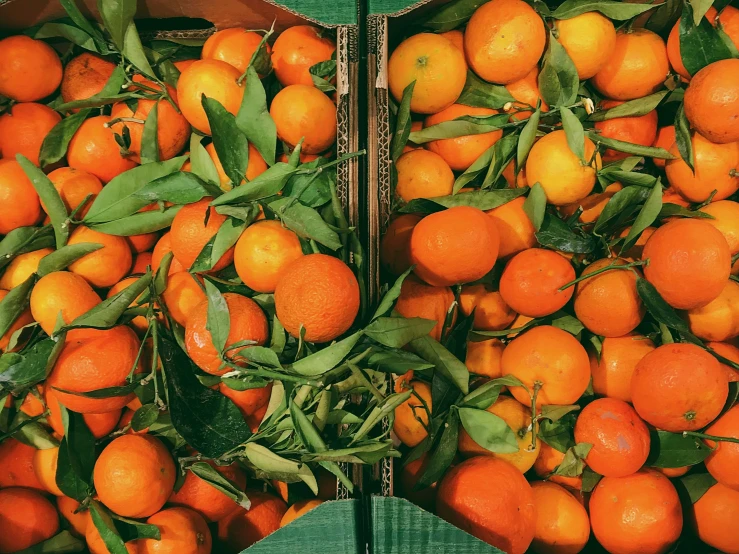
370,497 -> 504,554
275,0 -> 358,25
243,499 -> 362,553
368,0 -> 430,16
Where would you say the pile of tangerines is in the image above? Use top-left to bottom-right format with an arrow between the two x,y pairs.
382,0 -> 739,552
0,3 -> 387,553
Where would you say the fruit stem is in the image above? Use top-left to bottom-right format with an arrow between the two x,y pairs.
105,117 -> 146,127
683,431 -> 739,445
558,260 -> 646,291
529,381 -> 542,451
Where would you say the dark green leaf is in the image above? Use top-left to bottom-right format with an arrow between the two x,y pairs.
677,473 -> 717,503
588,131 -> 674,159
523,182 -> 547,231
517,109 -> 541,170
457,406 -> 518,453
0,226 -> 55,270
390,81 -> 415,163
417,410 -> 459,489
460,376 -> 523,409
15,530 -> 85,554
420,0 -> 487,31
131,404 -> 159,431
0,338 -> 59,389
679,1 -> 733,76
309,60 -> 337,92
139,102 -> 159,164
674,104 -> 694,171
364,317 -> 436,348
37,243 -> 103,276
538,413 -> 577,452
620,179 -> 663,254
372,268 -> 412,321
0,276 -> 34,340
112,516 -> 160,542
594,184 -> 652,233
560,106 -> 585,162
409,114 -> 508,144
399,188 -> 527,214
211,163 -> 297,205
481,133 -> 518,189
648,430 -> 712,468
536,213 -> 596,253
538,33 -> 579,107
409,335 -> 470,394
56,407 -> 95,501
457,70 -> 515,110
133,172 -> 221,205
553,0 -> 659,19
269,197 -> 342,250
204,279 -> 229,354
88,502 -> 128,554
581,467 -> 602,492
203,96 -> 249,187
16,155 -> 69,248
290,331 -> 363,376
65,273 -> 152,330
89,205 -> 181,236
590,91 -> 669,121
636,277 -> 698,339
190,217 -> 245,273
235,66 -> 277,166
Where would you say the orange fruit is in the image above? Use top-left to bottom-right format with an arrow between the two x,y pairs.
132,252 -> 153,274
709,340 -> 739,382
632,343 -> 728,432
126,232 -> 158,255
502,159 -> 529,188
57,496 -> 87,537
173,59 -> 196,72
618,226 -> 656,260
47,326 -> 141,413
67,115 -> 138,183
185,292 -> 268,375
388,32 -> 467,114
0,487 -> 59,552
202,28 -> 271,74
18,386 -> 45,417
499,248 -> 575,318
575,397 -> 650,477
464,0 -> 546,85
110,80 -> 190,163
45,388 -> 121,439
170,198 -> 235,271
139,507 -> 211,554
594,100 -> 658,163
704,405 -> 739,490
590,470 -> 682,554
465,338 -> 505,379
525,130 -> 600,206
686,280 -> 739,341
501,325 -> 591,406
654,466 -> 690,478
394,275 -> 455,342
270,84 -> 337,154
280,499 -> 323,528
642,218 -> 731,310
591,29 -> 669,100
573,257 -> 645,337
425,105 -> 503,171
176,59 -> 244,135
439,29 -> 466,59
0,248 -> 52,290
61,52 -> 116,110
437,457 -> 536,554
505,67 -> 548,121
0,158 -> 41,234
233,220 -> 304,293
94,434 -> 176,518
393,379 -> 432,448
701,200 -> 739,254
459,395 -> 541,473
0,35 -> 62,102
32,446 -> 63,496
0,289 -> 33,352
169,461 -> 247,522
459,284 -> 516,331
591,334 -> 656,403
380,214 -> 422,276
555,12 -> 617,79
665,133 -> 739,203
67,225 -> 133,288
410,206 -> 499,287
395,149 -> 454,201
684,58 -> 739,144
217,491 -> 287,551
486,197 -> 537,259
398,454 -> 438,511
689,482 -> 739,553
666,7 -> 719,80
532,441 -> 583,490
0,438 -> 45,490
274,253 -> 360,343
0,102 -> 61,166
30,271 -> 101,335
152,232 -> 185,275
107,277 -> 149,335
718,5 -> 739,50
561,182 -> 623,225
271,25 -> 335,87
652,126 -> 676,169
530,481 -> 590,554
47,167 -> 103,218
219,382 -> 272,420
160,271 -> 205,327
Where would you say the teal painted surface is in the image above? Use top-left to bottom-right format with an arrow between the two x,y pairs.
243,499 -> 362,553
275,0 -> 358,25
368,0 -> 430,16
370,497 -> 504,554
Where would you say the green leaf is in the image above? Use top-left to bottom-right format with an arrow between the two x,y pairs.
481,133 -> 518,189
65,273 -> 152,330
203,96 -> 249,188
10,410 -> 57,449
0,226 -> 55,271
235,66 -> 277,166
552,443 -> 592,477
0,337 -> 60,390
523,182 -> 546,231
190,462 -> 251,509
131,404 -> 159,431
34,22 -> 98,51
364,317 -> 436,348
399,188 -> 527,214
37,243 -> 103,276
40,111 -> 91,165
417,410 -> 459,489
517,109 -> 541,170
15,530 -> 85,554
538,33 -> 579,107
420,0 -> 487,31
56,407 -> 96,501
269,197 -> 342,250
536,213 -> 596,254
0,276 -> 34,340
679,1 -> 733,76
590,91 -> 669,121
553,0 -> 659,19
61,0 -> 107,50
290,331 -> 363,376
89,205 -> 181,236
408,114 -> 508,144
551,312 -> 585,335
594,184 -> 652,234
16,155 -> 69,248
581,467 -> 602,492
678,473 -> 717,503
560,106 -> 585,162
240,346 -> 282,368
162,337 -> 251,458
139,102 -> 159,164
242,443 -> 318,493
134,172 -> 221,205
190,217 -> 245,273
97,0 -> 135,50
372,268 -> 412,321
453,143 -> 495,193
122,21 -> 155,76
457,407 -> 519,453
204,279 -> 229,354
211,162 -> 297,205
538,413 -> 577,453
674,104 -> 694,172
540,404 -> 581,422
409,335 -> 470,394
84,156 -> 186,223
457,70 -> 515,110
620,179 -> 663,254
89,502 -> 128,554
460,376 -> 523,409
648,430 -> 712,468
309,60 -> 337,92
112,516 -> 160,542
189,134 -> 220,186
636,277 -> 698,339
588,131 -> 674,159
390,81 -> 415,163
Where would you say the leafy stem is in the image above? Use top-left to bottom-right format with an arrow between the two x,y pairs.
558,259 -> 647,291
683,431 -> 739,445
